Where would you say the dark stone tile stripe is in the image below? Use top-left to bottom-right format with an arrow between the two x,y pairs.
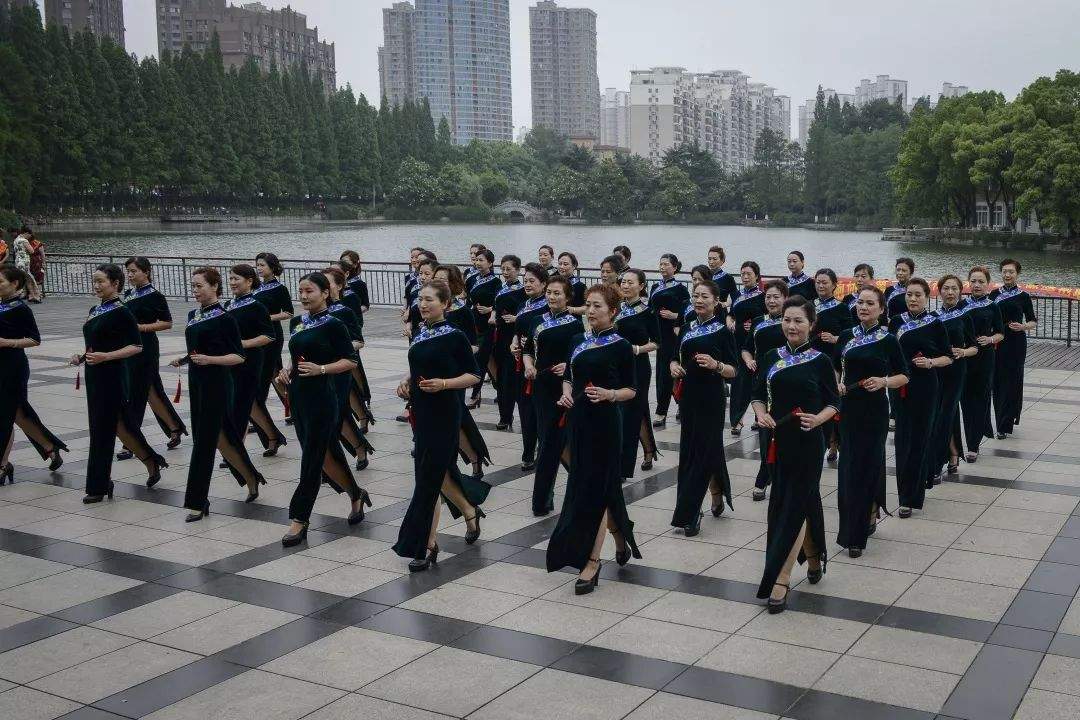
51,583 -> 183,625
91,656 -> 249,719
212,616 -> 345,667
940,644 -> 1043,720
785,690 -> 936,720
0,615 -> 79,653
1048,632 -> 1080,660
57,708 -> 130,720
985,624 -> 1054,653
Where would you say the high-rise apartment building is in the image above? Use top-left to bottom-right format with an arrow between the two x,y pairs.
156,1 -> 336,95
600,88 -> 629,150
43,0 -> 125,47
529,1 -> 599,140
796,88 -> 855,145
855,74 -> 907,107
379,0 -> 512,145
629,67 -> 785,171
939,82 -> 969,100
378,2 -> 416,109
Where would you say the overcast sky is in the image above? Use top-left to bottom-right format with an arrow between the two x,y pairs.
106,0 -> 1080,135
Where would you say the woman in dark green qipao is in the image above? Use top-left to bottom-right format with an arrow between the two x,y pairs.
337,255 -> 376,434
324,268 -> 375,469
614,269 -> 660,478
225,265 -> 276,463
251,252 -> 291,449
119,257 -> 187,458
834,287 -> 908,557
492,256 -> 525,431
71,264 -> 167,503
278,273 -> 371,546
523,276 -> 581,516
728,261 -> 766,434
752,296 -> 838,613
929,275 -> 977,481
512,264 -> 551,471
960,267 -> 1004,462
435,265 -> 490,479
649,254 -> 690,428
467,248 -> 500,408
745,280 -> 789,501
991,259 -> 1037,439
394,280 -> 489,572
669,280 -> 738,535
811,269 -> 854,463
547,283 -> 642,596
888,278 -> 953,518
174,268 -> 265,521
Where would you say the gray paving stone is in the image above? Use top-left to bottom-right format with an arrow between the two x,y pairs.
848,625 -> 982,674
469,668 -> 653,720
399,582 -> 531,624
975,506 -> 1069,536
238,555 -> 343,585
0,568 -> 143,613
589,615 -> 727,664
0,686 -> 81,720
1014,688 -> 1080,720
952,526 -> 1055,560
624,692 -> 778,719
635,591 -> 763,633
796,561 -> 918,605
363,646 -> 540,717
305,694 -> 453,720
92,590 -> 240,639
895,575 -> 1018,622
696,635 -> 838,688
151,603 -> 299,655
813,655 -> 961,713
29,641 -> 200,703
540,578 -> 667,615
738,609 -> 870,653
926,548 -> 1038,589
296,564 -> 400,596
141,668 -> 344,720
490,598 -> 623,643
296,536 -> 392,563
1031,654 -> 1080,697
0,553 -> 74,590
0,626 -> 135,683
261,627 -> 437,691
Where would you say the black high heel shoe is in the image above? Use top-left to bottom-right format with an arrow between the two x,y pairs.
281,521 -> 309,547
83,482 -> 114,504
684,511 -> 703,538
495,420 -> 513,432
611,529 -> 631,566
807,554 -> 827,585
947,458 -> 959,475
409,544 -> 439,572
355,455 -> 369,471
145,456 -> 169,489
262,440 -> 283,458
1,462 -> 13,486
185,501 -> 210,523
467,396 -> 481,410
710,491 -> 725,518
245,474 -> 267,503
471,461 -> 484,480
575,558 -> 601,595
115,449 -> 134,461
348,489 -> 373,525
652,416 -> 666,429
767,582 -> 789,614
166,432 -> 183,450
48,449 -> 64,472
640,455 -> 654,471
464,507 -> 486,544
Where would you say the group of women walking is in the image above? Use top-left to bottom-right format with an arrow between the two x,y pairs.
0,241 -> 1038,612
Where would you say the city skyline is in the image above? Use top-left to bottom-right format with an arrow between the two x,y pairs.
24,0 -> 1080,140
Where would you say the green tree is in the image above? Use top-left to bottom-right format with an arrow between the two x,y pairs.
584,158 -> 630,220
651,166 -> 698,218
388,157 -> 438,207
479,171 -> 509,206
540,165 -> 586,214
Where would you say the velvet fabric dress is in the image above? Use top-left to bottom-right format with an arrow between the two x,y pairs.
225,294 -> 274,440
181,303 -> 262,511
546,327 -> 642,572
82,299 -> 163,496
729,287 -> 766,427
122,283 -> 187,440
0,299 -> 41,471
614,299 -> 661,479
959,296 -> 1004,454
884,283 -> 908,322
991,286 -> 1036,435
670,316 -> 739,527
252,279 -> 292,445
833,325 -> 907,550
710,270 -> 739,304
523,310 -> 581,514
814,296 -> 855,454
327,301 -> 375,460
786,273 -> 815,301
492,281 -> 526,426
888,312 -> 951,510
746,314 -> 786,491
467,272 -> 500,394
752,343 -> 838,598
448,298 -> 490,469
568,276 -> 587,308
346,275 -> 371,313
515,295 -> 549,465
648,279 -> 690,419
929,302 -> 975,479
393,322 -> 489,560
285,310 -> 363,521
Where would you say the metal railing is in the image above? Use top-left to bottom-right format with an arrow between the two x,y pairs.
41,254 -> 1078,346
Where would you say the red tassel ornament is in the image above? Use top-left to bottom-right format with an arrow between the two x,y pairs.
523,378 -> 533,396
173,366 -> 182,403
766,436 -> 777,464
673,379 -> 683,403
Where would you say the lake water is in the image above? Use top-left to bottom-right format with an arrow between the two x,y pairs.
40,221 -> 1080,286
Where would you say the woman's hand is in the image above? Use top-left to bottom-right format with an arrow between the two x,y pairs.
976,335 -> 994,346
557,392 -> 574,408
476,304 -> 492,315
659,308 -> 678,320
819,331 -> 838,344
524,365 -> 537,380
797,412 -> 826,431
500,313 -> 516,324
169,356 -> 183,368
756,412 -> 777,429
585,385 -> 615,403
511,338 -> 522,360
190,352 -> 216,366
70,353 -> 83,366
418,377 -> 447,393
694,353 -> 719,372
951,346 -> 966,360
744,357 -> 757,373
396,377 -> 410,400
1008,321 -> 1025,332
913,355 -> 933,369
726,316 -> 735,331
551,363 -> 566,377
670,362 -> 686,379
296,360 -> 324,376
356,341 -> 365,350
276,368 -> 291,386
401,324 -> 411,338
84,351 -> 109,365
862,376 -> 887,392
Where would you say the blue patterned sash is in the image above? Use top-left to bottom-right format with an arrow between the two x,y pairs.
732,287 -> 763,309
412,323 -> 459,346
570,331 -> 623,363
815,297 -> 841,313
253,279 -> 281,295
0,298 -> 26,314
186,305 -> 224,326
841,325 -> 888,357
517,295 -> 548,318
226,295 -> 258,312
680,317 -> 723,348
496,281 -> 522,298
124,284 -> 157,300
535,311 -> 578,341
292,311 -> 334,335
766,345 -> 821,410
896,311 -> 938,338
650,278 -> 680,296
615,301 -> 647,322
87,299 -> 124,322
994,286 -> 1023,304
936,302 -> 968,324
754,315 -> 782,338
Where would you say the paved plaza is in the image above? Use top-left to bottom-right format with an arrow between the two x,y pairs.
1,297 -> 1080,720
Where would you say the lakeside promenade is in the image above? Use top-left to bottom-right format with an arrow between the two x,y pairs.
1,297 -> 1080,720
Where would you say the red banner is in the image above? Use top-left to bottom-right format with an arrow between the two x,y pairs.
834,279 -> 1079,301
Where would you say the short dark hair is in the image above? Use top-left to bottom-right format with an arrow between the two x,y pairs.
0,265 -> 29,291
693,279 -> 721,300
788,250 -> 805,263
782,295 -> 815,324
299,272 -> 330,294
422,279 -> 452,304
621,268 -> 648,297
858,285 -> 886,308
558,251 -> 579,269
321,266 -> 347,288
125,256 -> 152,276
815,268 -> 837,286
500,254 -> 521,270
547,275 -> 572,297
96,263 -> 125,292
539,244 -> 554,255
522,262 -> 551,285
255,252 -> 283,276
586,282 -> 621,311
417,258 -> 439,274
601,254 -> 626,273
908,277 -> 931,296
690,264 -> 711,282
708,245 -> 725,261
192,266 -> 221,296
230,263 -> 262,290
937,274 -> 963,293
763,279 -> 790,296
853,263 -> 875,277
613,245 -> 631,261
895,257 -> 915,273
1000,258 -> 1022,273
478,248 -> 495,264
968,265 -> 991,283
339,250 -> 361,278
434,264 -> 466,296
740,260 -> 761,279
660,253 -> 682,272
